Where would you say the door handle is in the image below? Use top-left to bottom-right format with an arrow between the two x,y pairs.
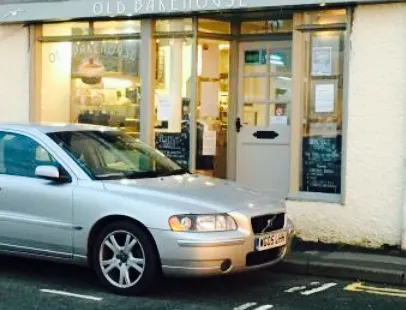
235,117 -> 243,133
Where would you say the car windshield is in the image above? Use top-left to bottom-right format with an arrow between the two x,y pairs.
47,130 -> 186,180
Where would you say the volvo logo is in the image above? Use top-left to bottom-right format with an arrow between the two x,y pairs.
261,215 -> 276,233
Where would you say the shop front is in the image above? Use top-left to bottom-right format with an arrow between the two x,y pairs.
1,0 -> 405,249
32,9 -> 348,202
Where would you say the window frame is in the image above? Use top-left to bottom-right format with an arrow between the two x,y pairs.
287,7 -> 352,204
0,130 -> 75,182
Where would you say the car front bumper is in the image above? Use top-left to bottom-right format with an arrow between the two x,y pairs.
150,221 -> 294,277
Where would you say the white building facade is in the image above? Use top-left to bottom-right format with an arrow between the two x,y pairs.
0,0 -> 405,249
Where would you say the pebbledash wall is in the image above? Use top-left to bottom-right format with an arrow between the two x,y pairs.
0,1 -> 406,249
287,3 -> 406,248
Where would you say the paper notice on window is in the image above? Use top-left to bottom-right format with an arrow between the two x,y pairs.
312,46 -> 332,76
202,130 -> 217,156
157,96 -> 171,121
270,116 -> 288,125
315,83 -> 335,113
200,81 -> 219,118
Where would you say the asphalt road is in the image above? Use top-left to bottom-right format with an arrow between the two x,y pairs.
0,255 -> 405,310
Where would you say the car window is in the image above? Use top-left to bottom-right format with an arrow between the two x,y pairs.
48,130 -> 185,180
0,131 -> 59,178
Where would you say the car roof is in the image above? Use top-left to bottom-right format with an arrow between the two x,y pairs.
0,122 -> 115,134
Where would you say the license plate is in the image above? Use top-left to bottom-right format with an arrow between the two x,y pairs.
254,230 -> 287,251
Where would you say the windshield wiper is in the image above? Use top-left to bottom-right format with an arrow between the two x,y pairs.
124,171 -> 160,179
95,172 -> 127,180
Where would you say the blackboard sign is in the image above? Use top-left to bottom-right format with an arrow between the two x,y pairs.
301,135 -> 342,194
155,129 -> 189,169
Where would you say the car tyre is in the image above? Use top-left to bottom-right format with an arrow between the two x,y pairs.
92,220 -> 160,295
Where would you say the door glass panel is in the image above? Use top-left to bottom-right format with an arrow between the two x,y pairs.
196,39 -> 229,179
243,103 -> 267,126
272,76 -> 292,104
244,77 -> 268,102
243,49 -> 268,75
270,49 -> 292,74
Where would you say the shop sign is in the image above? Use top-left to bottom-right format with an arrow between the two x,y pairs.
93,0 -> 247,16
72,41 -> 138,62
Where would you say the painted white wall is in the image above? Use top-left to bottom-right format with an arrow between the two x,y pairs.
0,25 -> 29,123
40,42 -> 72,123
287,3 -> 406,248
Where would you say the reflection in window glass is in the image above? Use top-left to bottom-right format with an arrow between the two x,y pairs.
93,21 -> 141,35
0,132 -> 57,178
155,18 -> 193,32
40,38 -> 142,138
241,19 -> 293,34
43,22 -> 90,36
198,19 -> 230,34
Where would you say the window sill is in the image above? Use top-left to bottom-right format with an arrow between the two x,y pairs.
286,192 -> 343,204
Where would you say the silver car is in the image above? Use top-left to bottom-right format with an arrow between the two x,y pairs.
0,123 -> 294,295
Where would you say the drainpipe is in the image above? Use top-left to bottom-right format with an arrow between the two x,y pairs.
402,16 -> 406,251
402,38 -> 406,251
402,148 -> 406,251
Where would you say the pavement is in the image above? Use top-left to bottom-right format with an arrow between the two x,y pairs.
272,243 -> 406,287
1,254 -> 406,310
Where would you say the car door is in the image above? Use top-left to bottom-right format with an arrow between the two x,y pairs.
0,130 -> 75,259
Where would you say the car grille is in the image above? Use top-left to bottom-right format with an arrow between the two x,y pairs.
246,248 -> 281,267
251,213 -> 285,234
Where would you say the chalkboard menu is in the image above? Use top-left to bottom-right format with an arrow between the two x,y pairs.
155,126 -> 189,169
301,135 -> 342,194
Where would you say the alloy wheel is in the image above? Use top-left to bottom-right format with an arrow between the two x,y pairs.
98,230 -> 146,289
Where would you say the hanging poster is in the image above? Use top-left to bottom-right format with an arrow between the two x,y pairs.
157,96 -> 172,121
311,46 -> 332,76
202,130 -> 217,156
200,81 -> 219,117
315,83 -> 335,113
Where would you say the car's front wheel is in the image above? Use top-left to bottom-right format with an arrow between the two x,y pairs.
92,220 -> 160,295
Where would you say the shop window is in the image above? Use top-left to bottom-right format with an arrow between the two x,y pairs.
42,22 -> 90,36
196,40 -> 230,179
241,19 -> 293,34
298,12 -> 346,195
93,21 -> 141,35
153,36 -> 193,169
303,9 -> 347,25
40,25 -> 142,138
155,18 -> 193,33
198,19 -> 230,34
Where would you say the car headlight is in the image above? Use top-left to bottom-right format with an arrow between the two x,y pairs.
168,214 -> 238,232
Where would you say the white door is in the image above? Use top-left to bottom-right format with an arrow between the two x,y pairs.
236,41 -> 292,198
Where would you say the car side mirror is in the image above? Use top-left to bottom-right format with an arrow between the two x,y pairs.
35,165 -> 69,183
